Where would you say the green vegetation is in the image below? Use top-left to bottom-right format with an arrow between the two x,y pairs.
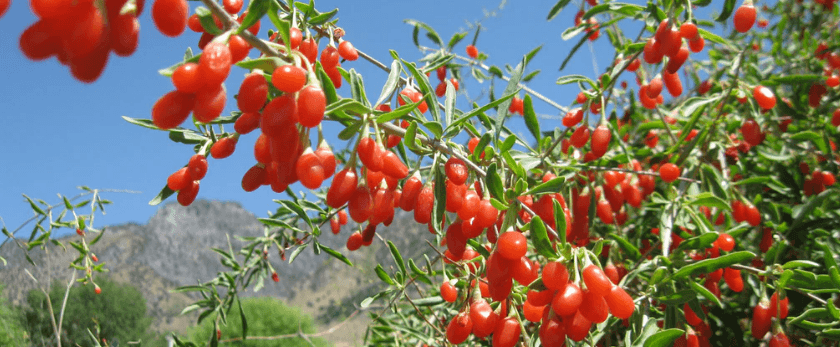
0,282 -> 28,345
22,276 -> 153,347
187,297 -> 331,347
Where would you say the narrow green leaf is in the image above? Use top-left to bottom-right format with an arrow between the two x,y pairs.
530,216 -> 557,259
237,0 -> 269,35
308,8 -> 337,25
608,233 -> 641,262
276,200 -> 312,229
485,163 -> 505,201
375,60 -> 402,107
387,240 -> 407,278
404,19 -> 443,46
553,200 -> 567,246
671,251 -> 755,281
547,0 -> 573,21
444,80 -> 456,128
320,244 -> 353,266
689,280 -> 723,308
522,95 -> 541,146
687,193 -> 731,211
715,0 -> 736,21
643,329 -> 685,347
195,7 -> 223,35
495,58 -> 525,141
149,185 -> 175,206
447,32 -> 468,50
375,265 -> 395,285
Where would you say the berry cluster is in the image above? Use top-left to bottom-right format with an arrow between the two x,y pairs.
19,0 -> 142,82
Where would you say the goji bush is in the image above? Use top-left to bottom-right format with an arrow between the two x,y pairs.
4,0 -> 840,346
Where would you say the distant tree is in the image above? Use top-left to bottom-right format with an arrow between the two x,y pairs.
22,276 -> 152,347
187,297 -> 331,347
0,282 -> 28,345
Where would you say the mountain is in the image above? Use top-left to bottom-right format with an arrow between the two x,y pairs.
0,200 -> 437,346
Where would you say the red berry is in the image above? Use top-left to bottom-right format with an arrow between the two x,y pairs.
769,332 -> 790,347
570,126 -> 590,148
228,35 -> 251,63
583,264 -> 614,297
299,38 -> 319,64
466,44 -> 478,59
152,0 -> 188,37
171,63 -> 202,93
733,3 -> 757,33
605,285 -> 635,319
314,145 -> 336,178
188,154 -> 208,180
590,125 -> 612,158
188,14 -> 204,32
445,157 -> 468,185
338,40 -> 358,61
446,312 -> 473,345
716,233 -> 735,252
348,186 -> 374,223
241,164 -> 266,192
496,231 -> 527,260
680,22 -> 698,39
580,289 -> 609,323
167,167 -> 191,191
177,180 -> 200,206
320,46 -> 340,68
659,163 -> 680,183
326,169 -> 358,208
297,85 -> 327,128
193,84 -> 227,123
724,267 -> 744,292
753,85 -> 776,109
272,65 -> 307,93
346,232 -> 363,251
413,186 -> 434,224
223,0 -> 243,14
492,317 -> 522,347
296,149 -> 326,189
751,301 -> 771,339
769,292 -> 789,319
111,14 -> 140,57
198,42 -> 232,87
542,261 -> 570,291
237,73 -> 269,113
210,136 -> 238,159
152,90 -> 196,130
552,282 -> 583,316
94,285 -> 102,295
260,94 -> 298,138
440,282 -> 458,303
381,150 -> 408,179
271,272 -> 280,282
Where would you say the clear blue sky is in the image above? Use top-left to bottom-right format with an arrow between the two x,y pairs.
0,0 -> 723,238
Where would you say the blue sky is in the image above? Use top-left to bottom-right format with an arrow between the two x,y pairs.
0,0 -> 724,238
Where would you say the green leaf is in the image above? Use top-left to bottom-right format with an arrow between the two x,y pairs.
582,2 -> 644,20
560,30 -> 596,71
522,95 -> 541,146
671,251 -> 755,281
556,74 -> 595,86
276,200 -> 312,229
553,200 -> 567,246
23,195 -> 46,215
404,19 -> 443,46
149,185 -> 175,206
547,0 -> 573,21
122,116 -> 161,130
523,177 -> 565,196
689,279 -> 723,308
375,264 -> 395,285
403,60 -> 441,123
320,244 -> 353,266
687,193 -> 731,211
530,216 -> 557,259
715,0 -> 736,22
524,45 -> 543,66
643,329 -> 685,347
308,8 -> 338,25
444,80 -> 456,127
377,101 -> 423,124
676,232 -> 719,252
790,131 -> 829,154
236,0 -> 269,35
485,163 -> 505,201
447,32 -> 468,50
375,60 -> 402,107
431,164 -> 447,234
771,74 -> 823,85
697,28 -> 728,46
324,98 -> 371,116
195,7 -> 223,35
237,297 -> 248,341
782,260 -> 820,269
361,291 -> 388,308
608,233 -> 641,262
495,58 -> 525,141
387,240 -> 406,279
447,91 -> 519,131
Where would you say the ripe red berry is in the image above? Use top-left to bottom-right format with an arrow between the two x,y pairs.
583,264 -> 614,297
288,27 -> 303,49
680,22 -> 699,39
152,0 -> 188,37
338,40 -> 358,61
320,46 -> 340,68
167,167 -> 191,191
733,2 -> 757,33
470,299 -> 499,338
445,312 -> 473,344
297,85 -> 327,128
193,84 -> 227,123
753,85 -> 776,109
445,157 -> 468,185
590,125 -> 612,158
326,169 -> 358,208
605,285 -> 635,319
271,272 -> 280,282
152,90 -> 196,130
659,163 -> 680,183
542,261 -> 570,291
724,267 -> 744,292
299,37 -> 319,64
413,186 -> 434,224
223,0 -> 243,14
241,164 -> 266,192
198,42 -> 232,87
348,186 -> 374,223
552,282 -> 583,316
492,317 -> 522,347
346,232 -> 363,251
210,136 -> 238,159
228,35 -> 251,63
570,126 -> 590,148
580,289 -> 609,323
440,282 -> 458,303
177,180 -> 200,206
466,44 -> 478,59
272,65 -> 307,93
188,154 -> 208,180
94,285 -> 102,295
496,231 -> 527,260
296,149 -> 326,189
751,301 -> 771,339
